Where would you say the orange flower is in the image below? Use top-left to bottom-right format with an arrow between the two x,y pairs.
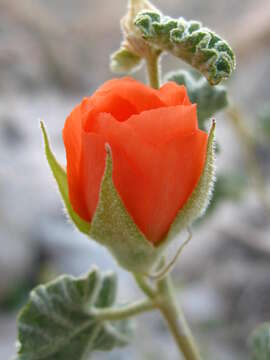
63,77 -> 208,244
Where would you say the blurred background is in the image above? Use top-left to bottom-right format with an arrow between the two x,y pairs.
0,0 -> 270,359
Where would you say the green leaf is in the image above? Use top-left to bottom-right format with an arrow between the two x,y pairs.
165,70 -> 228,128
164,121 -> 216,244
90,145 -> 160,274
16,268 -> 131,360
40,121 -> 90,235
110,47 -> 142,74
249,323 -> 270,360
134,11 -> 236,85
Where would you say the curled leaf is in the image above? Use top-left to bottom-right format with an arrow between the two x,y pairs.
135,11 -> 236,85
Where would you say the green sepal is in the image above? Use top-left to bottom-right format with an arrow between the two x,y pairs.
165,70 -> 228,128
249,323 -> 270,360
134,11 -> 236,85
89,145 -> 160,273
163,121 -> 216,244
110,47 -> 142,74
40,121 -> 90,235
16,268 -> 132,360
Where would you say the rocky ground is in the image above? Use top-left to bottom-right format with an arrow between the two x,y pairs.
0,1 -> 270,359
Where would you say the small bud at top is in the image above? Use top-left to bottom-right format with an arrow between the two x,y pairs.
110,0 -> 160,74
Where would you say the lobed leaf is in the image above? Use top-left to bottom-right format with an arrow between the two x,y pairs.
16,268 -> 131,360
135,11 -> 236,85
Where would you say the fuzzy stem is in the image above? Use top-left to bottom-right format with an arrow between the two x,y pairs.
134,273 -> 157,299
93,298 -> 155,321
146,52 -> 160,89
134,274 -> 203,360
157,275 -> 203,360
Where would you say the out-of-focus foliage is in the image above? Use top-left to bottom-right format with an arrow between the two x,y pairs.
258,104 -> 270,142
201,172 -> 247,220
249,323 -> 270,360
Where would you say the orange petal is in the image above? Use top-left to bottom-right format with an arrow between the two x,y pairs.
158,82 -> 191,106
83,91 -> 138,130
126,105 -> 198,146
93,77 -> 165,112
144,130 -> 208,242
62,103 -> 90,221
82,112 -> 155,222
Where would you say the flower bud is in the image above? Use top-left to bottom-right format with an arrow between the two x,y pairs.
41,78 -> 216,273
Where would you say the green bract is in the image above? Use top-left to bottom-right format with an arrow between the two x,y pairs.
40,122 -> 90,235
16,268 -> 131,360
41,122 -> 215,274
110,48 -> 142,74
135,11 -> 236,85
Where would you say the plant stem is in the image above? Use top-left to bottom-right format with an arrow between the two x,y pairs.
134,273 -> 157,299
157,275 -> 202,360
93,299 -> 155,321
146,52 -> 160,89
134,274 -> 202,360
